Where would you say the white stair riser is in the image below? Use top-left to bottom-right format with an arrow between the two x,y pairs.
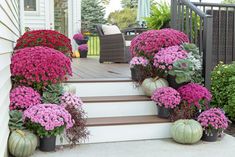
66,82 -> 144,97
56,123 -> 171,145
83,101 -> 157,118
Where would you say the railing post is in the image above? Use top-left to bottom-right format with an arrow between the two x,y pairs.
171,0 -> 178,29
203,15 -> 213,89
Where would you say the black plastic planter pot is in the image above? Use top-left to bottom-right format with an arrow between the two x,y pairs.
158,105 -> 170,118
167,75 -> 189,89
130,66 -> 145,82
201,129 -> 218,142
75,39 -> 88,45
39,136 -> 56,152
80,51 -> 88,58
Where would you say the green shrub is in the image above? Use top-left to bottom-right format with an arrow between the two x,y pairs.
211,62 -> 235,120
145,1 -> 170,30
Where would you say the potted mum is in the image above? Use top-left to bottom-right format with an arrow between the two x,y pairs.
198,108 -> 229,142
10,86 -> 41,110
153,45 -> 188,89
177,83 -> 212,119
129,56 -> 149,81
78,44 -> 88,58
24,104 -> 74,151
151,87 -> 181,118
73,33 -> 89,45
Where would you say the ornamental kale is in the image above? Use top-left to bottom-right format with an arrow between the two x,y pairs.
130,29 -> 189,58
15,30 -> 72,57
73,33 -> 84,40
24,104 -> 74,137
198,108 -> 229,135
11,46 -> 72,91
151,87 -> 181,109
10,86 -> 41,110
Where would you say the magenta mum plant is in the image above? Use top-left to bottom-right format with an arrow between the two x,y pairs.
73,33 -> 84,40
24,104 -> 74,137
10,86 -> 41,110
177,83 -> 212,109
11,46 -> 72,91
78,44 -> 88,52
129,56 -> 149,68
151,87 -> 181,109
153,45 -> 188,72
130,29 -> 189,58
198,108 -> 229,135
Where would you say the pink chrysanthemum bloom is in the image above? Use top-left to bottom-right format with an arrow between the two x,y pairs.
153,45 -> 188,72
177,83 -> 212,109
130,29 -> 189,58
151,87 -> 181,109
10,86 -> 41,110
198,108 -> 229,133
11,46 -> 72,90
24,104 -> 74,131
129,56 -> 149,68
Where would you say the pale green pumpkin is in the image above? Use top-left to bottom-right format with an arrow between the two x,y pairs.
171,119 -> 203,144
8,130 -> 38,157
141,77 -> 169,96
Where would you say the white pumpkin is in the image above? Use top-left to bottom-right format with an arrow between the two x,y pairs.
141,77 -> 169,96
63,84 -> 76,94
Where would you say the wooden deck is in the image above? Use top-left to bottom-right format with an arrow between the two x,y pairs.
69,57 -> 131,81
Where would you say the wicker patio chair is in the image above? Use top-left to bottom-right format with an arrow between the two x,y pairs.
96,25 -> 136,63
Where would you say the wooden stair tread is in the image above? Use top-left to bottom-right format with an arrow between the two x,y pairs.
81,95 -> 151,103
66,78 -> 132,83
86,116 -> 170,126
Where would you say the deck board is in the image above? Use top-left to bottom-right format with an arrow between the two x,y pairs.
69,57 -> 131,80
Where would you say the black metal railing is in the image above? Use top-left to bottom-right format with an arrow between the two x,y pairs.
193,2 -> 235,69
87,34 -> 100,56
171,0 -> 213,88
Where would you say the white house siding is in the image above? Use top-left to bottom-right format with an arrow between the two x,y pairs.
0,0 -> 20,156
23,0 -> 48,30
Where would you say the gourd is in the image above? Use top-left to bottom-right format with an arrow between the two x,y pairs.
141,77 -> 169,96
171,119 -> 203,144
8,130 -> 38,157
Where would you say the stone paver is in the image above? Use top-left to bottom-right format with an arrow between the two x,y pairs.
33,135 -> 235,157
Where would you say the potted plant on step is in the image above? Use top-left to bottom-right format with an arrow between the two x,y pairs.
24,104 -> 74,152
151,87 -> 181,118
129,56 -> 149,82
198,108 -> 229,142
78,44 -> 88,58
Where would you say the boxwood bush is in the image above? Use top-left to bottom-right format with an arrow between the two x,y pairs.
211,62 -> 235,121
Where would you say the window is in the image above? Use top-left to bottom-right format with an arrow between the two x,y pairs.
24,0 -> 39,14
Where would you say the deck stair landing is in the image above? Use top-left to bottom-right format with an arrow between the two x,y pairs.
63,77 -> 172,144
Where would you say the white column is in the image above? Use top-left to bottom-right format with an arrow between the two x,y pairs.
19,0 -> 25,35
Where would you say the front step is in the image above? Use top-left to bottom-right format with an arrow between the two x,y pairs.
86,115 -> 171,143
65,80 -> 144,97
82,95 -> 157,118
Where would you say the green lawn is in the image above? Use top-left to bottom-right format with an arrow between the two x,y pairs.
88,36 -> 100,56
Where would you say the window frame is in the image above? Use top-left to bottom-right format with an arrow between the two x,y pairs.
24,0 -> 40,15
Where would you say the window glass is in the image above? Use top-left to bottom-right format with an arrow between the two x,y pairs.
24,0 -> 37,11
